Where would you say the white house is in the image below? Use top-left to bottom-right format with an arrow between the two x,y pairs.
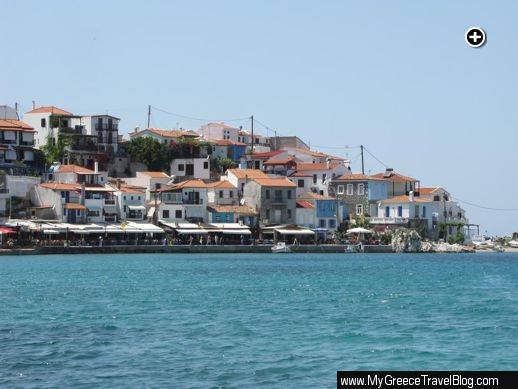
170,157 -> 210,180
0,118 -> 36,163
206,180 -> 238,205
288,161 -> 349,197
123,171 -> 171,201
199,122 -> 240,142
154,179 -> 209,223
222,168 -> 268,196
81,114 -> 120,153
110,182 -> 146,221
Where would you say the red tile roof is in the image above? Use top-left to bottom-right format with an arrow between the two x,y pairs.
206,180 -> 236,189
371,170 -> 418,183
0,119 -> 34,132
226,169 -> 268,179
26,106 -> 73,115
210,139 -> 247,147
137,128 -> 198,139
296,162 -> 340,171
250,150 -> 284,159
40,183 -> 81,191
296,200 -> 315,209
302,192 -> 336,200
57,165 -> 97,174
263,156 -> 296,165
253,178 -> 297,187
207,204 -> 257,215
419,187 -> 441,195
158,179 -> 207,192
334,173 -> 387,181
139,171 -> 169,178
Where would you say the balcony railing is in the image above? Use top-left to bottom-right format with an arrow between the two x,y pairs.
183,198 -> 203,205
95,124 -> 119,131
370,217 -> 409,224
104,199 -> 116,205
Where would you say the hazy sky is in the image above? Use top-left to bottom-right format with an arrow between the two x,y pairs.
2,0 -> 517,235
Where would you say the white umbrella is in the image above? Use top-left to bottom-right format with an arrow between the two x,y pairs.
346,227 -> 373,234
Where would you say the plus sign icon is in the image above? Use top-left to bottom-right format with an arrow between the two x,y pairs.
465,27 -> 486,48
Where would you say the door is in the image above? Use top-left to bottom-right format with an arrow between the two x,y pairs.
186,164 -> 194,176
273,209 -> 282,223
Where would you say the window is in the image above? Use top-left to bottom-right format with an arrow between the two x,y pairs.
123,205 -> 127,212
337,185 -> 344,194
329,219 -> 336,228
385,206 -> 390,217
265,189 -> 270,199
287,209 -> 292,219
397,206 -> 403,217
356,204 -> 363,215
137,196 -> 140,200
61,191 -> 66,198
358,183 -> 365,195
346,184 -> 353,195
313,174 -> 317,184
287,190 -> 292,199
123,195 -> 126,200
178,164 -> 184,171
322,173 -> 327,182
41,118 -> 46,128
219,190 -> 224,198
274,190 -> 282,201
422,206 -> 427,218
130,196 -> 134,200
266,209 -> 270,219
298,179 -> 305,188
203,161 -> 209,169
319,219 -> 326,228
175,210 -> 182,218
229,191 -> 233,198
162,210 -> 170,218
433,195 -> 440,201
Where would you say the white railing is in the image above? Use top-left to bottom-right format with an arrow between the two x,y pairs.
369,217 -> 409,224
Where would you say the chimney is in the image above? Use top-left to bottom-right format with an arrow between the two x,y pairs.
94,161 -> 99,174
409,190 -> 414,202
383,168 -> 394,178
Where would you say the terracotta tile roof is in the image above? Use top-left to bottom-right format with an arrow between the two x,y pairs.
115,184 -> 146,194
0,119 -> 34,132
26,106 -> 73,116
57,164 -> 97,174
334,173 -> 387,181
40,182 -> 81,191
207,204 -> 257,215
250,150 -> 284,159
419,187 -> 441,195
296,200 -> 315,209
263,156 -> 296,165
206,180 -> 236,189
140,128 -> 198,139
159,179 -> 207,191
302,192 -> 336,200
379,195 -> 432,204
139,171 -> 169,178
64,203 -> 86,210
227,169 -> 268,179
253,178 -> 297,187
289,171 -> 312,177
296,162 -> 340,171
371,170 -> 418,183
210,139 -> 247,147
288,147 -> 327,157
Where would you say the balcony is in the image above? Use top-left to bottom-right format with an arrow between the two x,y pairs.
370,217 -> 409,225
58,127 -> 84,135
95,124 -> 119,131
104,199 -> 116,205
183,198 -> 203,205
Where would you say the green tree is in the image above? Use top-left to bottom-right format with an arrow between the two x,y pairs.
122,137 -> 171,171
213,157 -> 236,173
41,135 -> 70,165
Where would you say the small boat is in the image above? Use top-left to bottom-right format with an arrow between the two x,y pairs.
271,242 -> 291,253
508,240 -> 518,248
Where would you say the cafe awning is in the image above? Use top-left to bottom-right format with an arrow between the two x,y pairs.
128,205 -> 146,211
275,228 -> 315,235
176,228 -> 208,234
220,229 -> 251,235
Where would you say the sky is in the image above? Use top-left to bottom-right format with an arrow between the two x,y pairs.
1,0 -> 517,235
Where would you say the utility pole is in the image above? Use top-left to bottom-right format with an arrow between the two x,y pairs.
14,103 -> 18,119
250,115 -> 254,154
274,130 -> 278,150
32,100 -> 35,110
147,105 -> 151,129
360,145 -> 365,174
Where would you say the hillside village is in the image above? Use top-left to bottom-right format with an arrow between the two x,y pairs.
0,104 -> 470,246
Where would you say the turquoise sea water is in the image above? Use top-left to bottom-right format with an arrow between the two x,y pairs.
0,253 -> 517,387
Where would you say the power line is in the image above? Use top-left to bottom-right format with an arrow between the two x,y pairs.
453,198 -> 518,212
151,106 -> 250,123
362,146 -> 388,168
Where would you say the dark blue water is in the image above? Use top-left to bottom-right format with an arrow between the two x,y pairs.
0,253 -> 517,387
